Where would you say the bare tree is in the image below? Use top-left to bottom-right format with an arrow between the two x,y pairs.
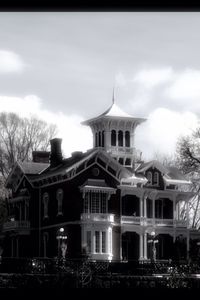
152,146 -> 200,229
0,112 -> 57,179
0,177 -> 9,229
175,130 -> 200,229
152,151 -> 176,167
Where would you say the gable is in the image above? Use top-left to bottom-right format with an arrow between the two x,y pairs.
30,149 -> 132,188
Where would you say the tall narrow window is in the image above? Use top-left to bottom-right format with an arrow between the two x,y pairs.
154,172 -> 159,185
95,231 -> 100,253
102,231 -> 106,253
57,189 -> 63,215
84,193 -> 89,213
118,130 -> 123,147
43,232 -> 49,257
86,231 -> 91,253
125,131 -> 130,147
125,158 -> 131,166
95,132 -> 98,147
43,193 -> 49,219
98,131 -> 101,147
92,192 -> 100,213
111,130 -> 116,146
100,193 -> 107,213
147,171 -> 152,185
102,131 -> 105,147
119,157 -> 124,165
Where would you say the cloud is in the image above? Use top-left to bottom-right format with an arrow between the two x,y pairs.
132,67 -> 173,88
1,65 -> 200,162
135,108 -> 199,160
164,69 -> 200,114
0,50 -> 25,73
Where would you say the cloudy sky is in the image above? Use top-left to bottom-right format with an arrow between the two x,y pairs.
0,12 -> 200,160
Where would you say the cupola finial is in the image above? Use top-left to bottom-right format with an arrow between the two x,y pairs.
112,85 -> 115,104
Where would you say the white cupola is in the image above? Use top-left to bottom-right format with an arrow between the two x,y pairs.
82,94 -> 146,170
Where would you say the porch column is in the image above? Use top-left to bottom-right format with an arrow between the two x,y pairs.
19,203 -> 22,221
173,195 -> 176,220
140,196 -> 143,217
120,231 -> 123,260
144,196 -> 147,218
100,231 -> 102,253
139,234 -> 144,260
92,230 -> 95,254
186,201 -> 189,228
24,201 -> 27,221
105,130 -> 111,152
177,202 -> 180,220
144,233 -> 147,259
187,229 -> 190,260
153,199 -> 155,219
16,237 -> 19,258
123,131 -> 125,148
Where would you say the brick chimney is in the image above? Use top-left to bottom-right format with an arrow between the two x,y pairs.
49,138 -> 63,167
32,151 -> 50,163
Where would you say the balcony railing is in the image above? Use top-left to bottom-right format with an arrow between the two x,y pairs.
121,216 -> 187,228
81,213 -> 114,223
3,220 -> 30,231
174,220 -> 187,227
121,216 -> 141,225
109,146 -> 135,155
155,219 -> 174,226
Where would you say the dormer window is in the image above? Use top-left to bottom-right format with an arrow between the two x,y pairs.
43,192 -> 49,219
57,189 -> 63,216
153,172 -> 159,186
147,171 -> 152,185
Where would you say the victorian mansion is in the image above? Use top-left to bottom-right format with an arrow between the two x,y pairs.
2,100 -> 199,261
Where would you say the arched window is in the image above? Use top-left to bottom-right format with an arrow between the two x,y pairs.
125,158 -> 131,166
118,130 -> 123,147
102,131 -> 105,147
125,131 -> 130,147
43,192 -> 49,219
57,189 -> 63,215
98,131 -> 101,147
154,172 -> 159,185
43,232 -> 49,257
147,171 -> 152,185
95,132 -> 98,147
111,130 -> 116,146
119,157 -> 124,165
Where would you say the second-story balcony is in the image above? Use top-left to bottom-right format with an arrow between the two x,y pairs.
3,220 -> 30,232
121,216 -> 187,228
81,213 -> 115,223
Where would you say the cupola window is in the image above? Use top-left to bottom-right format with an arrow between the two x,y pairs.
111,130 -> 116,146
118,130 -> 123,147
125,131 -> 130,147
102,130 -> 105,147
98,131 -> 101,147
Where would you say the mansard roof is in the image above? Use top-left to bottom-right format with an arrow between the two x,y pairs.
18,161 -> 49,175
9,149 -> 132,188
82,103 -> 146,125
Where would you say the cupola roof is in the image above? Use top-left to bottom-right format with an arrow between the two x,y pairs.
82,102 -> 146,125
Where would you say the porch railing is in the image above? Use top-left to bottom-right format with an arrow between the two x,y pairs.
121,216 -> 187,228
81,213 -> 114,223
3,220 -> 30,231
